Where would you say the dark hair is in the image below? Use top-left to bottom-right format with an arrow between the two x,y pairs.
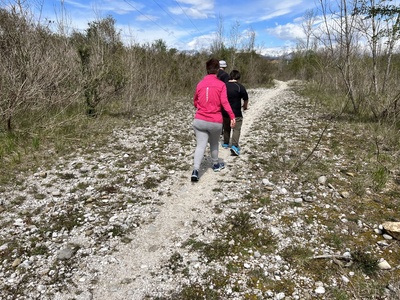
229,70 -> 241,80
206,58 -> 220,74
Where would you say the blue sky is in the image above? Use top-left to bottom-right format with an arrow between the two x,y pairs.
19,0 -> 321,55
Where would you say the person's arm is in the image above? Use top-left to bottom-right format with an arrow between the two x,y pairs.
242,100 -> 249,110
193,88 -> 199,108
241,85 -> 249,110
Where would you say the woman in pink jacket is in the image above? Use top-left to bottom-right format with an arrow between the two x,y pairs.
191,58 -> 236,182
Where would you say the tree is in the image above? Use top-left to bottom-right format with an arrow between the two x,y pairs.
211,14 -> 227,58
229,20 -> 241,67
72,16 -> 126,117
353,0 -> 400,119
318,0 -> 361,113
0,4 -> 77,131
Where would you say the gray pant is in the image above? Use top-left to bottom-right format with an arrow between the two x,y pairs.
192,119 -> 222,170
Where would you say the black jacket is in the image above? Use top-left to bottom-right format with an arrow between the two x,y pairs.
222,81 -> 249,118
217,69 -> 229,83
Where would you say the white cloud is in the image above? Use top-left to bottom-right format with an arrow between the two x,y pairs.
64,0 -> 90,10
169,6 -> 209,19
267,22 -> 305,41
136,14 -> 159,22
178,0 -> 214,11
254,9 -> 292,22
187,32 -> 216,50
168,0 -> 214,19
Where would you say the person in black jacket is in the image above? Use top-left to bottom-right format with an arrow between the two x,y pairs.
221,70 -> 249,156
217,60 -> 229,83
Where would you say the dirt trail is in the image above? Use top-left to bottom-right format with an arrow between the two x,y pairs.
89,81 -> 289,299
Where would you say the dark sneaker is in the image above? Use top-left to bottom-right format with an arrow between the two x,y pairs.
230,145 -> 240,156
222,143 -> 229,149
212,162 -> 225,172
191,170 -> 199,182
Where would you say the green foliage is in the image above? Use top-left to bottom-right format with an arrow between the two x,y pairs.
72,16 -> 127,117
289,51 -> 320,80
371,165 -> 388,192
163,283 -> 220,300
228,211 -> 253,233
280,245 -> 313,268
352,249 -> 379,276
0,132 -> 17,160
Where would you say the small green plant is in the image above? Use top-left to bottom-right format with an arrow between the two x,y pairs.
109,225 -> 125,237
246,267 -> 269,288
371,166 -> 388,192
76,182 -> 90,190
323,233 -> 344,248
33,193 -> 46,200
328,288 -> 350,300
351,178 -> 367,197
30,244 -> 49,256
99,185 -> 118,194
49,209 -> 84,231
74,162 -> 83,169
352,249 -> 379,276
32,136 -> 40,150
280,245 -> 313,268
11,195 -> 26,206
166,252 -> 184,273
143,177 -> 159,189
229,211 -> 252,233
258,196 -> 270,206
201,239 -> 230,261
165,283 -> 220,300
56,172 -> 76,180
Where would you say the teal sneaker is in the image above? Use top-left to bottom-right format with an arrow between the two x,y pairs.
222,143 -> 229,149
230,145 -> 240,156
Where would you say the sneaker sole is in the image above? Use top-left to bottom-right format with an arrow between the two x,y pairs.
191,176 -> 199,182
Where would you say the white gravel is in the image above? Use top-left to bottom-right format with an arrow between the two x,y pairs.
1,80 -> 398,300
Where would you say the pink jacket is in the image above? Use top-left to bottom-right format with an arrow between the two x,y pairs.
193,74 -> 235,123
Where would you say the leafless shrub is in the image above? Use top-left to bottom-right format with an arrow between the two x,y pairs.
0,5 -> 79,131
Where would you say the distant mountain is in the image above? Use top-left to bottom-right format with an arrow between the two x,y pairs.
261,52 -> 295,61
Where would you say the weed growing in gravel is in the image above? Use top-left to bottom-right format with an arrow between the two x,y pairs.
47,208 -> 84,232
351,248 -> 379,276
280,245 -> 313,269
371,165 -> 388,192
109,225 -> 126,237
157,283 -> 220,300
258,195 -> 270,206
10,195 -> 26,206
99,184 -> 119,194
328,288 -> 350,300
166,252 -> 184,274
56,172 -> 76,180
29,244 -> 49,256
143,177 -> 161,189
34,193 -> 46,200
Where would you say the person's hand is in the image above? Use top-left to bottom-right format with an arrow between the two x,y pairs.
230,118 -> 236,128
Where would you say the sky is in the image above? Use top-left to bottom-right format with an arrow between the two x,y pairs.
13,0 -> 321,56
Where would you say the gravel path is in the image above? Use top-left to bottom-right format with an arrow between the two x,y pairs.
88,81 -> 290,300
3,80 -> 397,300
